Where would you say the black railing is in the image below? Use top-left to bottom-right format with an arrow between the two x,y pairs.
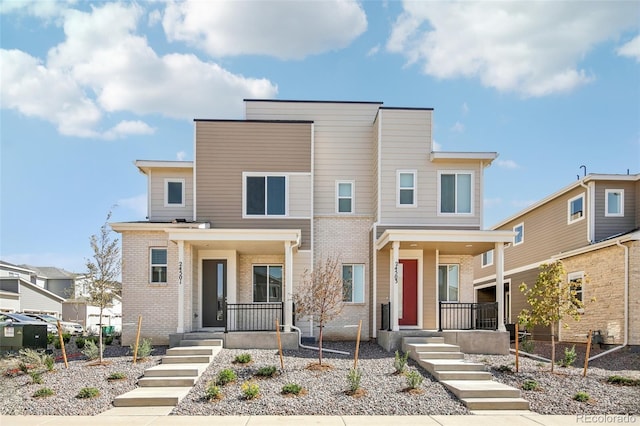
225,303 -> 284,332
380,302 -> 391,331
438,302 -> 498,331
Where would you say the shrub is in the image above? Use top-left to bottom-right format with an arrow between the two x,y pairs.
61,333 -> 71,344
496,365 -> 513,373
46,334 -> 55,345
405,371 -> 423,389
205,382 -> 222,401
18,362 -> 29,374
81,339 -> 102,360
520,338 -> 535,353
75,337 -> 86,349
574,391 -> 590,402
53,339 -> 61,350
234,353 -> 252,364
282,383 -> 303,395
130,338 -> 153,359
103,335 -> 113,346
607,375 -> 640,386
256,365 -> 277,378
522,379 -> 539,391
394,350 -> 409,374
19,348 -> 53,372
43,354 -> 54,372
107,372 -> 126,380
76,387 -> 100,399
33,387 -> 54,398
347,368 -> 362,392
29,371 -> 43,384
241,381 -> 259,400
559,345 -> 577,367
216,368 -> 237,386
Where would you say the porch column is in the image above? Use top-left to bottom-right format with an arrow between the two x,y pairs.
495,242 -> 506,332
177,240 -> 185,333
391,241 -> 400,331
284,241 -> 293,332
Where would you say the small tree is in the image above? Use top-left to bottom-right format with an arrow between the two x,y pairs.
85,211 -> 121,363
519,261 -> 586,372
294,257 -> 345,365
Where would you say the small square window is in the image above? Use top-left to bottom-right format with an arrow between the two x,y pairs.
165,179 -> 185,207
337,181 -> 354,213
482,250 -> 494,267
513,223 -> 524,246
568,194 -> 585,224
150,248 -> 167,284
397,170 -> 416,207
605,189 -> 624,217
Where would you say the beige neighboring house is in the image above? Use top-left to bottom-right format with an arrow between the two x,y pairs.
0,261 -> 65,316
473,174 -> 639,348
112,99 -> 514,352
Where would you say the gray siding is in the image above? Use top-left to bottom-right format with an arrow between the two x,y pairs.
195,120 -> 312,250
593,180 -> 638,242
20,283 -> 63,314
148,168 -> 193,222
46,279 -> 73,299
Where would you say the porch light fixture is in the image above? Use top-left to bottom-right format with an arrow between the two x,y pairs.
465,244 -> 473,248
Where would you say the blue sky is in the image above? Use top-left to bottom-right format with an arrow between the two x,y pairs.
1,0 -> 639,274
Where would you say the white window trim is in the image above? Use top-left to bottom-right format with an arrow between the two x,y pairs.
251,264 -> 284,303
513,223 -> 524,246
336,180 -> 355,214
437,170 -> 475,216
150,247 -> 168,284
567,193 -> 585,224
481,250 -> 494,267
568,271 -> 585,312
396,170 -> 417,208
342,264 -> 365,304
438,263 -> 460,302
242,172 -> 289,218
605,189 -> 624,217
164,178 -> 185,207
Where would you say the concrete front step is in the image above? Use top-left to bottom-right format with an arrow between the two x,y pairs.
432,370 -> 493,381
113,387 -> 192,407
166,346 -> 217,356
143,363 -> 208,377
407,343 -> 461,353
421,359 -> 486,372
138,376 -> 197,387
417,351 -> 465,360
441,380 -> 522,399
162,355 -> 213,364
461,397 -> 530,411
180,339 -> 223,347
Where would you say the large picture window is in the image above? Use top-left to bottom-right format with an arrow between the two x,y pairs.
150,248 -> 167,283
245,175 -> 286,216
439,172 -> 472,214
253,265 -> 282,302
343,264 -> 364,303
438,264 -> 459,302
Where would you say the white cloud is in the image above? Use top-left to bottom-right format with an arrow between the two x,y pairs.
461,102 -> 469,115
0,0 -> 75,19
1,2 -> 277,138
496,159 -> 519,169
176,151 -> 187,161
387,2 -> 639,97
617,35 -> 640,62
116,193 -> 147,219
367,44 -> 381,57
450,121 -> 465,133
432,139 -> 442,151
162,0 -> 367,59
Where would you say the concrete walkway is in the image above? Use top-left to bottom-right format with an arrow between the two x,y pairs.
3,414 -> 636,426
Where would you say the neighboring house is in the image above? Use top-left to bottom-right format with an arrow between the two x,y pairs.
473,174 -> 640,347
0,262 -> 65,316
19,265 -> 80,299
112,99 -> 513,350
63,295 -> 122,334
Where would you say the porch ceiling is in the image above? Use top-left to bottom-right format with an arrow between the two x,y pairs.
167,228 -> 301,255
375,229 -> 515,256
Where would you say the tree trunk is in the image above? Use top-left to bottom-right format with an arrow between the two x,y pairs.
550,322 -> 555,373
98,306 -> 104,364
318,324 -> 324,365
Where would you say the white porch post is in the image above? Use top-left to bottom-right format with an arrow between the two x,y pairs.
391,241 -> 400,331
495,242 -> 506,332
284,241 -> 293,332
177,240 -> 185,333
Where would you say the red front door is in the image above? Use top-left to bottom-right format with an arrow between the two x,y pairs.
399,259 -> 418,326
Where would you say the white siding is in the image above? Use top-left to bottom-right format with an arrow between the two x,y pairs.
148,168 -> 193,222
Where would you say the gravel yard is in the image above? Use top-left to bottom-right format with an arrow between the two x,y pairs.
1,340 -> 638,416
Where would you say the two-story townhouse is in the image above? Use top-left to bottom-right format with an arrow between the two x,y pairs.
112,99 -> 513,353
473,174 -> 640,348
0,261 -> 65,315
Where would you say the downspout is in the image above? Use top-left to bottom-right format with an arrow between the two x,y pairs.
578,180 -> 591,244
588,240 -> 629,361
290,325 -> 350,355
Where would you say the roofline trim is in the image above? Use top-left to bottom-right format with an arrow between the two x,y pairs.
193,119 -> 314,124
244,99 -> 383,105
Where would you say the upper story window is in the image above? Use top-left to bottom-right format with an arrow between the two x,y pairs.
165,179 -> 185,207
605,189 -> 624,217
253,265 -> 282,302
568,194 -> 585,224
513,223 -> 524,246
438,264 -> 459,302
439,171 -> 472,214
245,174 -> 286,217
150,248 -> 167,284
337,181 -> 354,214
481,250 -> 494,267
397,170 -> 417,207
343,264 -> 365,303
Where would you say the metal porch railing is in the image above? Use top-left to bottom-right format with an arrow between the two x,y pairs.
438,301 -> 498,331
225,302 -> 284,332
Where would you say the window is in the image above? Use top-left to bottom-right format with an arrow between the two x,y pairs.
513,223 -> 524,246
165,179 -> 185,207
438,264 -> 459,302
481,250 -> 494,267
245,175 -> 286,216
568,194 -> 584,223
253,265 -> 282,302
150,248 -> 167,283
397,170 -> 416,207
605,189 -> 624,217
342,264 -> 365,303
337,181 -> 354,213
568,271 -> 584,310
439,171 -> 472,214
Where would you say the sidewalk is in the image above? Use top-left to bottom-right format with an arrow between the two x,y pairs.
3,414 -> 637,426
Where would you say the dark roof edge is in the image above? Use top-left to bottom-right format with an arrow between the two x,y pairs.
193,119 -> 314,124
244,99 -> 384,105
380,106 -> 434,111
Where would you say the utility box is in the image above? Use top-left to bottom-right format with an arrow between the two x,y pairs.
0,324 -> 47,352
